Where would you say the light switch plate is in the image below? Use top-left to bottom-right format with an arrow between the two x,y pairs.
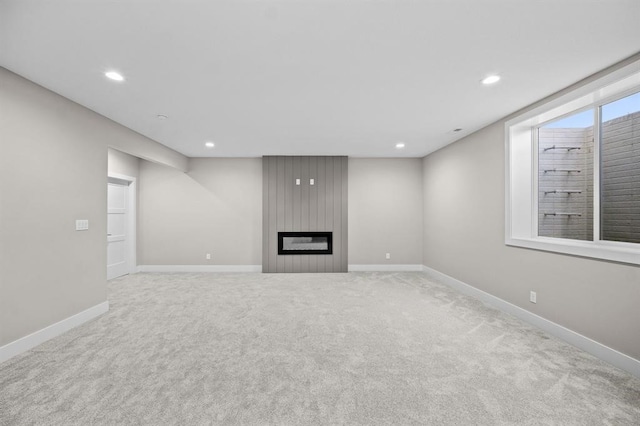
310,179 -> 315,185
75,219 -> 89,231
295,178 -> 300,185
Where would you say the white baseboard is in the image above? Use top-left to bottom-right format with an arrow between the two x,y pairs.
140,265 -> 422,273
0,301 -> 109,364
421,265 -> 640,378
348,264 -> 424,272
137,265 -> 262,273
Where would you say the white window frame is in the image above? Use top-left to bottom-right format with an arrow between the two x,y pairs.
505,60 -> 640,265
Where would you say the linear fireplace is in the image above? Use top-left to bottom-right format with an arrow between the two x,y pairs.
278,232 -> 333,255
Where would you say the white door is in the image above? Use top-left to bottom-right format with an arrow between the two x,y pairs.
107,181 -> 129,279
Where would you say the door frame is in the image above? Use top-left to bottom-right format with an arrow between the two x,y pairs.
107,172 -> 137,277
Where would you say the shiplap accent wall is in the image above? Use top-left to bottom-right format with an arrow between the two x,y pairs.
263,156 -> 348,273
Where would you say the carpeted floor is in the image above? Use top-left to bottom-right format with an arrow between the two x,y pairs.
1,272 -> 639,425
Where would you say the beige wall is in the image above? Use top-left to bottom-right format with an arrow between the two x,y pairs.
108,148 -> 140,179
0,67 -> 187,348
137,157 -> 424,268
422,120 -> 640,361
107,130 -> 187,174
349,158 -> 423,265
138,158 -> 263,266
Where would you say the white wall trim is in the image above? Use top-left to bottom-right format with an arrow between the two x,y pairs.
107,172 -> 136,183
348,264 -> 424,272
421,265 -> 640,378
137,265 -> 262,273
0,301 -> 109,364
140,265 -> 425,273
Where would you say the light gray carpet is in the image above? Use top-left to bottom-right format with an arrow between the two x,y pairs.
1,272 -> 639,425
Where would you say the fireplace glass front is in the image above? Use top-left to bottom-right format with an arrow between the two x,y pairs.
278,232 -> 333,255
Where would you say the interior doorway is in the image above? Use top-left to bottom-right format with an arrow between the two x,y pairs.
107,174 -> 136,280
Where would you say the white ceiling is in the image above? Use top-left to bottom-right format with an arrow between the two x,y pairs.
1,1 -> 639,158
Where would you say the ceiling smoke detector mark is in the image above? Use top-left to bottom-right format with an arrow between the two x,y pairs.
105,71 -> 124,82
481,75 -> 501,85
453,128 -> 463,132
205,141 -> 215,148
156,114 -> 168,120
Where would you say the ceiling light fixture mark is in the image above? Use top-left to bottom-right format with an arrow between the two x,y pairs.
105,71 -> 124,82
205,142 -> 215,148
482,75 -> 501,85
395,142 -> 405,149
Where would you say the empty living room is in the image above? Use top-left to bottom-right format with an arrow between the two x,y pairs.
1,1 -> 640,424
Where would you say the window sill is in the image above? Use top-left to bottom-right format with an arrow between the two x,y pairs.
506,237 -> 640,266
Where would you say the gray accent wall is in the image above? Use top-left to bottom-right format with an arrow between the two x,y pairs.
263,156 -> 348,273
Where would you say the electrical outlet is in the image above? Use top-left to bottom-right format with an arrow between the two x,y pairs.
206,253 -> 211,260
385,253 -> 391,259
530,291 -> 537,304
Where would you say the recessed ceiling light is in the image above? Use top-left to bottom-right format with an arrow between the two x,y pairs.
481,75 -> 501,85
205,141 -> 215,148
156,114 -> 168,120
395,142 -> 405,149
105,71 -> 124,82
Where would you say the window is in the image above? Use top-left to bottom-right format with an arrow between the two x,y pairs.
538,109 -> 594,241
506,61 -> 640,265
600,92 -> 640,244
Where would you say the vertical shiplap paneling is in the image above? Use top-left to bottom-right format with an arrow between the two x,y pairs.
316,157 -> 326,272
309,157 -> 318,273
332,156 -> 342,272
324,157 -> 334,272
276,156 -> 286,272
292,156 -> 301,273
262,157 -> 269,271
284,157 -> 293,272
300,156 -> 310,272
262,156 -> 347,273
341,157 -> 349,272
268,157 -> 278,272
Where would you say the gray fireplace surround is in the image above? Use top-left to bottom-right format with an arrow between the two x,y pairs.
262,156 -> 347,273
